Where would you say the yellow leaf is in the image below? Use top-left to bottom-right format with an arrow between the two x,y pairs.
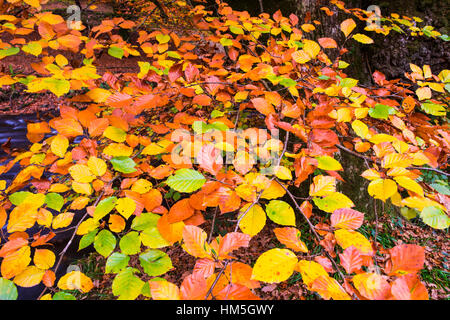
352,120 -> 369,139
394,176 -> 423,197
57,271 -> 93,293
69,164 -> 95,183
335,229 -> 373,255
36,208 -> 52,228
368,178 -> 398,201
142,140 -> 171,156
50,134 -> 69,158
150,280 -> 180,300
115,197 -> 136,219
303,39 -> 320,58
274,166 -> 292,180
251,248 -> 297,283
340,19 -> 356,37
381,153 -> 413,168
76,218 -> 99,235
292,50 -> 311,64
7,203 -> 37,233
13,266 -> 45,288
72,181 -> 92,195
33,249 -> 55,269
309,175 -> 336,197
296,260 -> 328,288
401,197 -> 445,211
87,156 -> 107,177
55,54 -> 68,67
260,180 -> 286,200
52,212 -> 74,229
48,183 -> 70,193
103,126 -> 127,143
86,88 -> 111,103
316,156 -> 343,171
311,275 -> 351,300
352,33 -> 374,44
103,143 -> 133,157
369,134 -> 397,144
131,179 -> 153,194
238,203 -> 266,236
416,87 -> 431,100
1,246 -> 31,279
361,169 -> 381,180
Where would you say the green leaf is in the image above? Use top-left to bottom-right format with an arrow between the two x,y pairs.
430,181 -> 450,195
156,34 -> 171,44
352,33 -> 374,44
279,77 -> 297,87
110,157 -> 137,174
53,291 -> 76,300
0,47 -> 20,59
369,104 -> 397,119
94,196 -> 118,221
420,102 -> 446,116
211,110 -> 225,118
420,206 -> 450,230
131,212 -> 160,231
400,207 -> 418,220
108,46 -> 124,59
103,126 -> 127,143
94,229 -> 116,257
313,193 -> 354,213
340,78 -> 358,88
220,38 -> 233,46
79,229 -> 97,250
42,78 -> 71,97
265,200 -> 296,226
338,61 -> 350,69
105,252 -> 130,273
112,267 -> 144,300
9,191 -> 32,206
0,278 -> 18,300
140,227 -> 170,249
119,231 -> 141,255
139,250 -> 173,277
166,169 -> 206,193
229,25 -> 244,34
316,156 -> 343,171
45,193 -> 64,212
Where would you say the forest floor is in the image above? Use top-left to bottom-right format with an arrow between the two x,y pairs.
0,0 -> 448,301
67,210 -> 449,300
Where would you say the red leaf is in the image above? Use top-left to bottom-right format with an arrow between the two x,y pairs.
180,272 -> 208,300
391,274 -> 428,300
330,208 -> 364,230
339,245 -> 363,274
386,244 -> 425,276
218,232 -> 251,258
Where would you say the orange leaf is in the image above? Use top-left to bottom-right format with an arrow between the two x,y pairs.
167,199 -> 195,223
339,246 -> 363,274
251,97 -> 275,116
273,227 -> 308,253
181,225 -> 211,258
386,244 -> 425,276
391,274 -> 428,300
218,232 -> 251,258
330,208 -> 364,230
53,118 -> 84,138
180,272 -> 208,300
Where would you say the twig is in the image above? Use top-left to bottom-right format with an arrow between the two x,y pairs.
276,179 -> 349,285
